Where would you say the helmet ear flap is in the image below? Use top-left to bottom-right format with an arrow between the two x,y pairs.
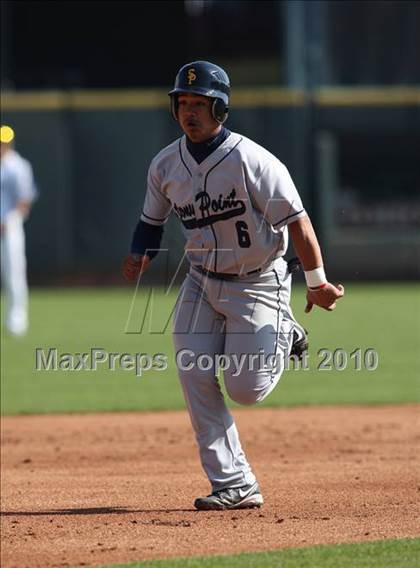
170,95 -> 179,121
212,98 -> 228,124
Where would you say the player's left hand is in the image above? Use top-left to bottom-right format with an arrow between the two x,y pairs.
17,200 -> 31,219
305,282 -> 345,313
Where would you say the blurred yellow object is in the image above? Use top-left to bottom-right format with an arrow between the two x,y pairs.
0,125 -> 15,144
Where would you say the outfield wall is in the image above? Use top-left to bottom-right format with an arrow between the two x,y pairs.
2,87 -> 419,282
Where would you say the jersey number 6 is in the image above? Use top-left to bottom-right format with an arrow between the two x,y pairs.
235,221 -> 251,248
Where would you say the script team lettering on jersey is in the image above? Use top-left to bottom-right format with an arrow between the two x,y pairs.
174,188 -> 246,230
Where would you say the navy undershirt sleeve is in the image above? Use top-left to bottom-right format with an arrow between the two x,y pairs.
130,220 -> 163,259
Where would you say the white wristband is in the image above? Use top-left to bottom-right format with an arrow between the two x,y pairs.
304,267 -> 327,289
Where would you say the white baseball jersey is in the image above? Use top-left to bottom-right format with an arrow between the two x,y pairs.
1,150 -> 36,223
141,132 -> 306,273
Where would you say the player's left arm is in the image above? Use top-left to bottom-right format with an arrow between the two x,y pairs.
15,160 -> 37,218
288,215 -> 345,313
250,160 -> 307,229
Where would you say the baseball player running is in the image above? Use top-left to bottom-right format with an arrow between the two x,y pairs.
123,61 -> 344,510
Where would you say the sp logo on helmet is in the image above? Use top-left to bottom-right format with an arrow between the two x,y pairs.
187,68 -> 196,85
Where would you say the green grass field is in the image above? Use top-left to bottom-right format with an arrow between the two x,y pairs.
106,538 -> 420,568
1,284 -> 419,567
1,283 -> 419,415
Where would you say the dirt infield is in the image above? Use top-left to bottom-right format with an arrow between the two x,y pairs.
1,405 -> 419,568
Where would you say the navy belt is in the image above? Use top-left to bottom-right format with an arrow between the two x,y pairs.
194,257 -> 301,281
194,265 -> 261,281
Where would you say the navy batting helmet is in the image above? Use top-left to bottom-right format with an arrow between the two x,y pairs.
168,61 -> 230,124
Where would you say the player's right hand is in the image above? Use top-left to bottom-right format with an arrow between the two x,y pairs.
305,282 -> 345,313
122,254 -> 150,281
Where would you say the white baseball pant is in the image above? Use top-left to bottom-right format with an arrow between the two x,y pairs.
172,257 -> 300,491
1,210 -> 29,336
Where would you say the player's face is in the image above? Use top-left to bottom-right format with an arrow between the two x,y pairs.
177,93 -> 221,143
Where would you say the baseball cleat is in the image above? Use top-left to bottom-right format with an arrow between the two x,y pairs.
194,481 -> 264,510
290,326 -> 308,361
